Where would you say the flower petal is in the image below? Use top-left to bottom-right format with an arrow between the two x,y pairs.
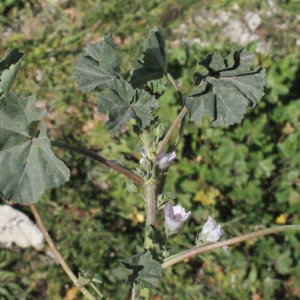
207,224 -> 224,242
164,204 -> 191,237
201,216 -> 216,234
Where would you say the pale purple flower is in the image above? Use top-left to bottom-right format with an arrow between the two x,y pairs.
157,149 -> 176,169
139,147 -> 176,170
201,216 -> 224,242
222,246 -> 229,252
164,204 -> 191,237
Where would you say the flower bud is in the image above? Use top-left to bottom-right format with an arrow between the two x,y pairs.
153,123 -> 165,138
140,157 -> 152,172
126,182 -> 140,194
161,246 -> 172,258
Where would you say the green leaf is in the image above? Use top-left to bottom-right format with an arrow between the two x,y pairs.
122,251 -> 163,289
275,250 -> 292,275
0,48 -> 24,95
0,94 -> 70,204
185,49 -> 266,127
255,157 -> 276,178
97,79 -> 159,136
73,34 -> 121,93
130,27 -> 166,88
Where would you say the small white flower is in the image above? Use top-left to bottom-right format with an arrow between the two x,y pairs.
164,204 -> 191,237
201,216 -> 224,242
139,147 -> 176,170
196,216 -> 228,251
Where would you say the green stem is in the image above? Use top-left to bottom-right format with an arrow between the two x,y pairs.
140,130 -> 157,300
161,225 -> 300,269
90,282 -> 103,298
29,204 -> 96,300
157,112 -> 187,195
157,72 -> 188,157
166,72 -> 181,98
132,284 -> 136,300
51,140 -> 144,186
156,73 -> 188,195
142,130 -> 157,248
156,107 -> 188,156
144,183 -> 157,229
157,166 -> 169,195
173,113 -> 186,151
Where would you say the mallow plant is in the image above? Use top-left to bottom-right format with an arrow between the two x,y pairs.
0,27 -> 299,300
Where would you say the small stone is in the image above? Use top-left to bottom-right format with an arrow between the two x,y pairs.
0,205 -> 44,250
245,12 -> 262,32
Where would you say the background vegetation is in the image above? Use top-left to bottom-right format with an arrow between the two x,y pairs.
0,0 -> 300,299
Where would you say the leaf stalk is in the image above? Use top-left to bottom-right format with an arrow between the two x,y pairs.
51,140 -> 144,186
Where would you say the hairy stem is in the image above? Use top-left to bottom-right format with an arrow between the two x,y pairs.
142,129 -> 157,247
140,130 -> 157,300
156,73 -> 188,194
29,204 -> 96,300
144,183 -> 157,228
51,140 -> 144,186
157,72 -> 188,157
166,72 -> 182,98
161,225 -> 300,269
156,107 -> 188,156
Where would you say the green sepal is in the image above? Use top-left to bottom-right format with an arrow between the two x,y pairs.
78,270 -> 93,289
144,178 -> 156,185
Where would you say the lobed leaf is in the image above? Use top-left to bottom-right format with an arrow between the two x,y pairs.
0,94 -> 70,204
185,49 -> 266,127
73,34 -> 121,93
122,251 -> 163,289
0,48 -> 24,95
97,79 -> 159,136
130,27 -> 166,88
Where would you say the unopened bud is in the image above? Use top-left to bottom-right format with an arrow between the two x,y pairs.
140,157 -> 152,172
126,182 -> 140,194
161,246 -> 172,258
153,123 -> 165,138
